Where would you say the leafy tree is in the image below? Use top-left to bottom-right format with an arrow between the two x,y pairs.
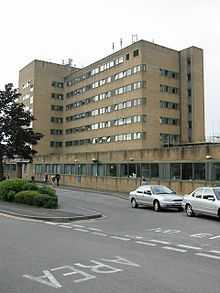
0,83 -> 43,180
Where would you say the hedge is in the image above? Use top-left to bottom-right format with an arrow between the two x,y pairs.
0,179 -> 58,208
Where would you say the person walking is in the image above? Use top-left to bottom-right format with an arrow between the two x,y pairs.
55,173 -> 60,186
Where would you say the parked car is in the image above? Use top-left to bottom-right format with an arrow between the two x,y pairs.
129,185 -> 183,211
182,187 -> 220,218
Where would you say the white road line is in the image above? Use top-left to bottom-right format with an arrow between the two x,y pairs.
87,227 -> 102,232
73,228 -> 89,232
136,241 -> 157,247
162,246 -> 187,253
91,232 -> 107,237
177,244 -> 202,250
196,253 -> 220,260
73,224 -> 85,228
110,236 -> 131,241
59,225 -> 72,229
209,235 -> 220,240
135,236 -> 144,239
149,239 -> 170,245
44,222 -> 58,225
209,250 -> 220,254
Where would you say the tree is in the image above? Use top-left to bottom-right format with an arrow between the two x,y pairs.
0,83 -> 43,180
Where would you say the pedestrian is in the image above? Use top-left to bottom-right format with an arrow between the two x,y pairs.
51,175 -> 56,185
141,176 -> 147,185
55,173 -> 60,186
44,172 -> 48,183
31,175 -> 35,182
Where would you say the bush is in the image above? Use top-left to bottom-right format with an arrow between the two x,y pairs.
0,179 -> 27,200
33,195 -> 58,209
22,182 -> 39,191
38,186 -> 56,197
15,190 -> 40,205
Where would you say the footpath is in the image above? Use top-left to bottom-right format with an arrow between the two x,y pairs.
0,185 -> 128,222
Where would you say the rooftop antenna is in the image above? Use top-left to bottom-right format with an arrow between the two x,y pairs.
120,38 -> 123,49
132,34 -> 138,43
68,58 -> 73,66
112,42 -> 115,52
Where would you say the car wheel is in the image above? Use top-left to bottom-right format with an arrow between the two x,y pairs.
153,200 -> 160,212
185,204 -> 194,217
131,198 -> 138,208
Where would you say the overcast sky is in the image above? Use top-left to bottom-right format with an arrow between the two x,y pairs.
0,0 -> 219,136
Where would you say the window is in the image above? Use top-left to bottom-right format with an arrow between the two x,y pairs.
182,163 -> 193,180
194,163 -> 205,180
126,53 -> 130,60
188,89 -> 192,97
170,163 -> 181,179
133,49 -> 139,57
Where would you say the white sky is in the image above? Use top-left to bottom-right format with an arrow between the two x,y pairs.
0,0 -> 219,136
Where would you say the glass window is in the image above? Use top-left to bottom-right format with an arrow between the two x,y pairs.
170,163 -> 181,179
212,163 -> 220,181
151,164 -> 159,178
106,164 -> 117,176
194,163 -> 205,180
182,163 -> 193,180
120,164 -> 128,177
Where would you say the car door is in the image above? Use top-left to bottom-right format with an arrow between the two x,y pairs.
190,189 -> 204,212
142,187 -> 153,206
201,188 -> 218,216
135,187 -> 145,204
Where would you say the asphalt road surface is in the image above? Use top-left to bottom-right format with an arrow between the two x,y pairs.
1,188 -> 220,293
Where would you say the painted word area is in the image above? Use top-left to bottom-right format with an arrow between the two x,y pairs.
23,256 -> 140,288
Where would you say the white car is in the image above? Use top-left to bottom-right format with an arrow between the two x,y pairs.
182,187 -> 220,218
129,185 -> 183,212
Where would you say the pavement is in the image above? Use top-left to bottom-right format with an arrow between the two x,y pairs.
0,187 -> 103,222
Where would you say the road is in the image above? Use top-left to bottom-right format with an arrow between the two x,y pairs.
0,188 -> 220,293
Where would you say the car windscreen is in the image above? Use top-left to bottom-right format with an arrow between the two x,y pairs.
151,186 -> 175,195
213,188 -> 220,200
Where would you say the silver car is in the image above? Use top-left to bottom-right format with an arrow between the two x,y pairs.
183,187 -> 220,218
129,185 -> 183,212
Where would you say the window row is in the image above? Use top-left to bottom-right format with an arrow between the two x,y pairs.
50,141 -> 63,148
51,81 -> 64,88
66,115 -> 144,134
66,55 -> 124,87
160,100 -> 178,110
160,69 -> 179,79
34,162 -> 210,181
51,105 -> 63,111
66,80 -> 144,111
160,133 -> 179,146
50,129 -> 63,135
66,67 -> 145,98
160,85 -> 179,94
66,97 -> 145,122
65,132 -> 144,147
160,117 -> 179,125
91,64 -> 146,89
51,93 -> 64,100
51,117 -> 63,123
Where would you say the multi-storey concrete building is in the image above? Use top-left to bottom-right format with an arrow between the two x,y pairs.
16,39 -> 208,193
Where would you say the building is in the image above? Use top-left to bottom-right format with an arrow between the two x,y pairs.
15,39 -> 209,193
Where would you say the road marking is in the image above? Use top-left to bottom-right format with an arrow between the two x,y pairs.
91,232 -> 107,237
177,244 -> 202,250
190,233 -> 213,239
87,227 -> 102,232
135,236 -> 144,239
196,253 -> 220,260
149,239 -> 170,245
209,235 -> 220,240
209,250 -> 220,254
73,228 -> 89,233
110,236 -> 131,241
136,241 -> 157,247
59,225 -> 72,229
73,224 -> 85,228
44,222 -> 58,225
162,246 -> 187,253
